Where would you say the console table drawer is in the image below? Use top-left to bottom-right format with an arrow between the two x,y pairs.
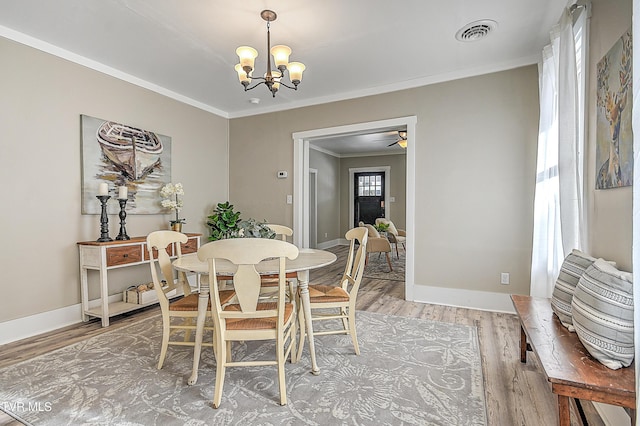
181,238 -> 199,254
143,243 -> 174,261
106,245 -> 142,266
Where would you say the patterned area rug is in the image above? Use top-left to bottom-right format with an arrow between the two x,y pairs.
363,249 -> 405,281
0,311 -> 486,425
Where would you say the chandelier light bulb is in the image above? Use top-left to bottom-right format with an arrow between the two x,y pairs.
271,45 -> 291,69
234,64 -> 251,86
236,46 -> 258,73
288,62 -> 306,85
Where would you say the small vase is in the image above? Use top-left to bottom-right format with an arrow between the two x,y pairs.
171,222 -> 182,232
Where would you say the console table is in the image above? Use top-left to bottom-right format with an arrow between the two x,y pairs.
77,233 -> 201,327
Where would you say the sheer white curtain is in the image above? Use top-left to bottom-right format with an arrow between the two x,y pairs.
530,5 -> 588,298
633,0 -> 640,417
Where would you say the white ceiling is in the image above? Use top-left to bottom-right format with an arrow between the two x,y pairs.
0,0 -> 566,120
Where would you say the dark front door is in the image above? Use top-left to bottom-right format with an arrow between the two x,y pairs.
354,172 -> 385,227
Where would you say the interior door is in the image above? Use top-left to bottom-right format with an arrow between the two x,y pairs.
354,172 -> 385,226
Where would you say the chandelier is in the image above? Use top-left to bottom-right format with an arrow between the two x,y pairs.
234,10 -> 306,97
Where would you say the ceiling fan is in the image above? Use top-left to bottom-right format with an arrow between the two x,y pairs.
387,131 -> 408,148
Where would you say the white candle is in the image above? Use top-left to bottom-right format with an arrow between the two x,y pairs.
98,182 -> 108,196
118,186 -> 128,199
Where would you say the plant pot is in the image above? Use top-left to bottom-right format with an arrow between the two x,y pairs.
171,222 -> 182,232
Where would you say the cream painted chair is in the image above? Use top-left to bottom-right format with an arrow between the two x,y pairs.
260,224 -> 298,296
360,222 -> 393,272
198,238 -> 299,408
146,231 -> 235,370
298,227 -> 368,355
375,218 -> 406,259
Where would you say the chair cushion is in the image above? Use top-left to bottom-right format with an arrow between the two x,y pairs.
366,237 -> 391,253
571,259 -> 634,370
308,284 -> 349,303
394,235 -> 406,244
223,302 -> 294,330
550,249 -> 598,330
169,290 -> 235,311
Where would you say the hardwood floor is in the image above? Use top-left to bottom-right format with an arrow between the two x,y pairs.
0,245 -> 605,425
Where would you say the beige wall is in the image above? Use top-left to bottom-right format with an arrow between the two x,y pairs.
309,149 -> 341,244
230,65 -> 539,297
0,37 -> 229,323
586,0 -> 632,270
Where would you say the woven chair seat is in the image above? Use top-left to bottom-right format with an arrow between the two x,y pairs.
223,302 -> 293,330
308,285 -> 349,303
260,272 -> 298,287
169,290 -> 235,311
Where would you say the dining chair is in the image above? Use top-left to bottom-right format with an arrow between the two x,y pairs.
146,230 -> 235,369
360,222 -> 393,272
298,227 -> 368,355
197,238 -> 299,408
375,218 -> 406,258
261,224 -> 298,286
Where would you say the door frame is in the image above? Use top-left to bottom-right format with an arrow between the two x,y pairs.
292,116 -> 417,301
350,166 -> 391,227
309,168 -> 318,248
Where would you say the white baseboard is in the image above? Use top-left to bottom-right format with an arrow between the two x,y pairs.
593,402 -> 631,426
316,238 -> 345,249
411,284 -> 516,314
0,304 -> 83,345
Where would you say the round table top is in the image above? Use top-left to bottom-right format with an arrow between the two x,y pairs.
173,248 -> 337,275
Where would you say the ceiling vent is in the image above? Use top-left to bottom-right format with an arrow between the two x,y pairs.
455,20 -> 498,42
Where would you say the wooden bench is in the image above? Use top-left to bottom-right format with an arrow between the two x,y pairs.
511,295 -> 636,426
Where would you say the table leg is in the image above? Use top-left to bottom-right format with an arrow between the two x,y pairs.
296,270 -> 320,375
187,276 -> 209,386
558,395 -> 570,426
520,325 -> 527,363
99,265 -> 109,327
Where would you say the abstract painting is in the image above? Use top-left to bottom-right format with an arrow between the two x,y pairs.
81,115 -> 172,214
596,29 -> 633,189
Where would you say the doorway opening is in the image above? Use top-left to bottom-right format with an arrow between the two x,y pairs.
292,116 -> 417,300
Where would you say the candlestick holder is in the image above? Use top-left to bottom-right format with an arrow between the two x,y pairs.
116,198 -> 130,240
96,195 -> 113,242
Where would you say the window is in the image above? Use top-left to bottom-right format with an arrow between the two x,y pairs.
358,175 -> 382,196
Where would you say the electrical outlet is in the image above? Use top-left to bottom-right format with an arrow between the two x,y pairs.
324,233 -> 328,238
500,273 -> 510,285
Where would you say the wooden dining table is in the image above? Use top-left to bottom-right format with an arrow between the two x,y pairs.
172,248 -> 337,385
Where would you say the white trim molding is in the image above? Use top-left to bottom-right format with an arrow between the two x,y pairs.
412,285 -> 516,314
0,304 -> 83,345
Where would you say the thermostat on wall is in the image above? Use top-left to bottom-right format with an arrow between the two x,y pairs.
277,171 -> 288,179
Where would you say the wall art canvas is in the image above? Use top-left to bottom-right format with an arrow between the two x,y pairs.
81,115 -> 172,214
596,29 -> 633,189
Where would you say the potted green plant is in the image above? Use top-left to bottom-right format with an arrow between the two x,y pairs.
374,222 -> 390,233
207,202 -> 241,241
237,218 -> 276,239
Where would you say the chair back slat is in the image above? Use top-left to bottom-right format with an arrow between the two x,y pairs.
341,227 -> 368,296
147,231 -> 189,305
234,264 -> 262,312
267,224 -> 293,241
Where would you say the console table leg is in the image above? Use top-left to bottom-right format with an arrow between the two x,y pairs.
558,395 -> 571,426
520,325 -> 527,363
